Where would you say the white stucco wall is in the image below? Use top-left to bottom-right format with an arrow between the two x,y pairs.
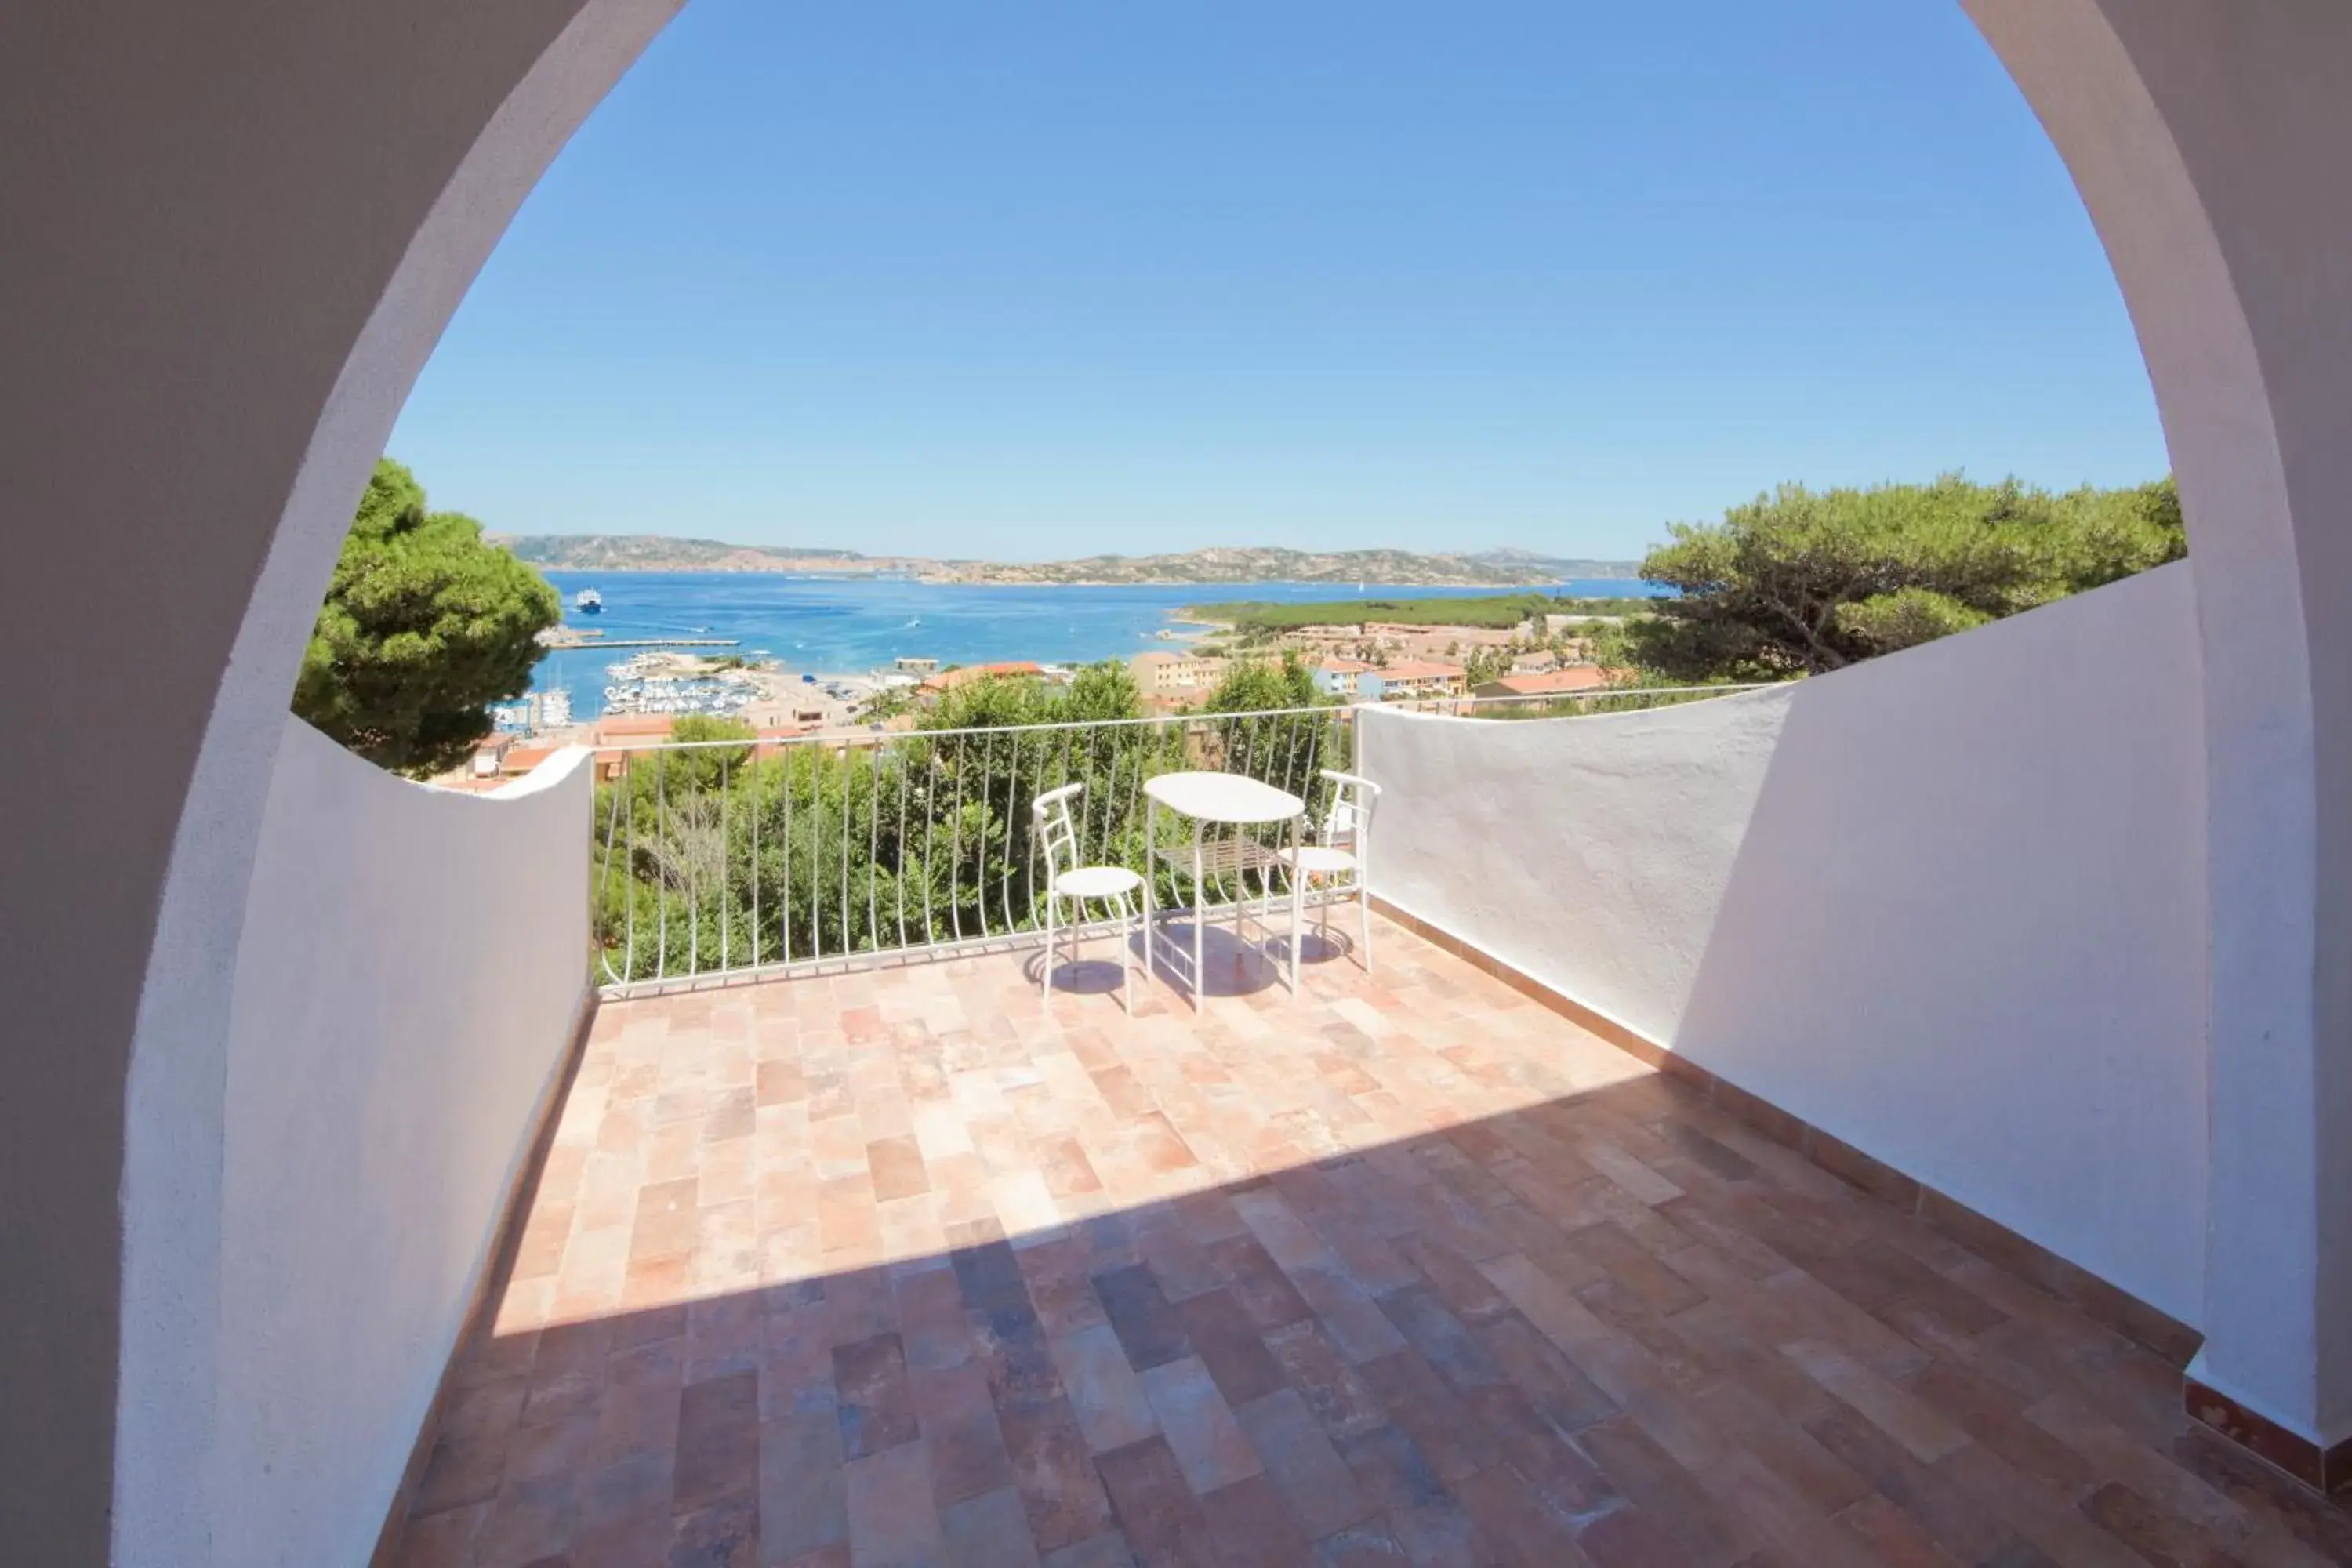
1362,561 -> 2208,1325
208,720 -> 593,1566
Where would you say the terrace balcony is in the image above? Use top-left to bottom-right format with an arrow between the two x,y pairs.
18,8 -> 2352,1562
316,572 -> 2339,1566
387,914 -> 2352,1566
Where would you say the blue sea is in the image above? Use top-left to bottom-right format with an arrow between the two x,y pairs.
534,572 -> 1664,717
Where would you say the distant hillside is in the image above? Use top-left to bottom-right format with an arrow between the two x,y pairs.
492,534 -> 1640,585
1462,548 -> 1644,579
935,546 -> 1640,586
492,534 -> 917,574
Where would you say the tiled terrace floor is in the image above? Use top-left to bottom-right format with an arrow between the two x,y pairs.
395,915 -> 2352,1567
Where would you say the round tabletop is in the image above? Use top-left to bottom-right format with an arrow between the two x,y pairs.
1144,770 -> 1305,825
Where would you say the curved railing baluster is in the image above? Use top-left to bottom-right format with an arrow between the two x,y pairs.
867,738 -> 882,959
838,740 -> 851,959
655,750 -> 669,982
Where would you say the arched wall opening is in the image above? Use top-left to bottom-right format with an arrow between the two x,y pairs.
2,1 -> 2346,1559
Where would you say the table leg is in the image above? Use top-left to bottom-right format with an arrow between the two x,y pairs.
1141,831 -> 1155,988
1232,827 -> 1251,964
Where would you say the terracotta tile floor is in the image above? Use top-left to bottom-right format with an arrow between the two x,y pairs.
394,914 -> 2352,1567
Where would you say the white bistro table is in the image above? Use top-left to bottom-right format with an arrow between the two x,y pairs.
1143,770 -> 1305,1009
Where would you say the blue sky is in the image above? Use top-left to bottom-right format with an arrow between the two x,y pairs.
390,0 -> 2167,562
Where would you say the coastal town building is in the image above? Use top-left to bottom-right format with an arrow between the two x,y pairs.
1131,649 -> 1227,694
917,660 -> 1045,702
501,743 -> 560,777
591,713 -> 674,742
1372,657 -> 1469,698
468,733 -> 514,778
892,655 -> 938,673
1312,656 -> 1379,700
741,698 -> 844,735
583,712 -> 673,779
1312,655 -> 1468,701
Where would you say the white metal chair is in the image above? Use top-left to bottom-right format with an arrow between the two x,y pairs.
1279,769 -> 1380,974
1033,782 -> 1148,1011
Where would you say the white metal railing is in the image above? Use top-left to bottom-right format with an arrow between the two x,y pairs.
590,685 -> 1756,995
1384,682 -> 1780,717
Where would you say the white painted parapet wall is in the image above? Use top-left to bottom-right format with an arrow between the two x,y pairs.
204,720 -> 593,1565
1359,562 -> 2208,1327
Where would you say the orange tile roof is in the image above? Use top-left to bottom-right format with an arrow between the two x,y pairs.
920,662 -> 1043,692
1481,667 -> 1613,695
595,713 -> 675,739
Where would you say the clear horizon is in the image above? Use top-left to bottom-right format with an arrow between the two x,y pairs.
392,0 -> 2166,561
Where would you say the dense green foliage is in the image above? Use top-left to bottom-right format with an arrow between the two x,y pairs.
1185,593 -> 1657,633
1615,474 -> 2183,682
294,459 -> 559,775
1202,652 -> 1321,712
592,659 -> 1345,982
1550,597 -> 1660,617
1461,645 -> 1515,686
1186,594 -> 1551,631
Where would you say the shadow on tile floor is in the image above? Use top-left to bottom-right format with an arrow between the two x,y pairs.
390,918 -> 2352,1568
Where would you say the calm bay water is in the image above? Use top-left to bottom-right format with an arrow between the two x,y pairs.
534,572 -> 1662,716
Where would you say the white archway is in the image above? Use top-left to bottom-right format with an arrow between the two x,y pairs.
1969,0 -> 2352,1487
2,0 -> 2346,1557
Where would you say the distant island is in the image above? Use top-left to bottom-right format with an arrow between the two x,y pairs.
492,534 -> 927,575
491,534 -> 1641,586
931,546 -> 1642,586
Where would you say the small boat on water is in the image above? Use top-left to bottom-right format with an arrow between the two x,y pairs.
575,587 -> 604,614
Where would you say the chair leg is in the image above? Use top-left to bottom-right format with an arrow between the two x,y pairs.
1141,872 -> 1155,983
1120,894 -> 1134,1014
1287,860 -> 1302,996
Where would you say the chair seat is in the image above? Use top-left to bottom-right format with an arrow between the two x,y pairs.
1152,840 -> 1280,877
1279,845 -> 1359,876
1051,865 -> 1144,899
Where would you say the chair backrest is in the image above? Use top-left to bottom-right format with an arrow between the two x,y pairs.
1033,781 -> 1084,883
1316,768 -> 1379,857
